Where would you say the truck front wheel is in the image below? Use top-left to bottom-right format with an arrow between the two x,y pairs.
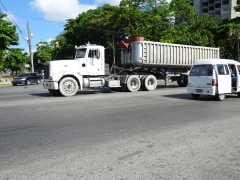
59,77 -> 78,97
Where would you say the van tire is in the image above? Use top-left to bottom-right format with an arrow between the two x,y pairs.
237,92 -> 240,98
192,94 -> 200,99
215,94 -> 225,101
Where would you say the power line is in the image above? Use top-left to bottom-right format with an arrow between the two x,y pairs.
13,14 -> 65,24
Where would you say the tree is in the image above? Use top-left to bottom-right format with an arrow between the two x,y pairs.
234,4 -> 240,12
0,13 -> 19,70
33,42 -> 54,72
4,48 -> 28,73
169,0 -> 195,24
224,18 -> 240,60
0,13 -> 19,50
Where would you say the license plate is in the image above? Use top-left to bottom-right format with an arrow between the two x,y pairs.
196,89 -> 203,93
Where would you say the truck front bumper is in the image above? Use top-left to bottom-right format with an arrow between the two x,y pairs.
43,81 -> 58,90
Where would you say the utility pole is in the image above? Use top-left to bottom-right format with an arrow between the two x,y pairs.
113,36 -> 116,74
27,21 -> 34,72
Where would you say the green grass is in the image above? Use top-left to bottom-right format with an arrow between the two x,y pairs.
0,84 -> 11,86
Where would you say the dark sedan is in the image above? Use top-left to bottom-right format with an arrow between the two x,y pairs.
12,73 -> 41,86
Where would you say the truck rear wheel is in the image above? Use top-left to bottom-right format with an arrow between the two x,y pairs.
59,77 -> 78,97
141,75 -> 147,90
126,75 -> 141,92
142,75 -> 157,91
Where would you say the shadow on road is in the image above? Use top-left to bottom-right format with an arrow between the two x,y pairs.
163,93 -> 239,101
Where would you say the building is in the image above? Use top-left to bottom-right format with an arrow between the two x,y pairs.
193,0 -> 240,20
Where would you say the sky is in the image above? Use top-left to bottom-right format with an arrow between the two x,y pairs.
0,0 -> 170,52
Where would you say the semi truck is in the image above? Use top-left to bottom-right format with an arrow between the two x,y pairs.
43,37 -> 220,97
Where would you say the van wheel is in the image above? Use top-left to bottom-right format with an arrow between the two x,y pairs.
237,92 -> 240,98
215,94 -> 225,101
192,94 -> 200,99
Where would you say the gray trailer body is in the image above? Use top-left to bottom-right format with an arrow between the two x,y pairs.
121,41 -> 220,68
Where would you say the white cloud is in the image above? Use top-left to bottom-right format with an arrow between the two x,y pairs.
3,11 -> 17,23
30,0 -> 97,22
94,0 -> 121,6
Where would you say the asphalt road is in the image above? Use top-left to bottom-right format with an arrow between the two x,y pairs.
1,82 -> 240,180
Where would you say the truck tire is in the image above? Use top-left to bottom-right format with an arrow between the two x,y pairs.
48,89 -> 61,96
142,75 -> 157,91
141,75 -> 147,90
126,75 -> 141,92
215,94 -> 225,101
59,77 -> 78,97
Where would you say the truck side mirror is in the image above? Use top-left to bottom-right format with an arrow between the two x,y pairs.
96,50 -> 100,59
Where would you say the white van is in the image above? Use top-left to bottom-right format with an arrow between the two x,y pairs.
187,59 -> 240,101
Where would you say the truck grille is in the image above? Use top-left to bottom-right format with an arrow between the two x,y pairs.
43,63 -> 50,79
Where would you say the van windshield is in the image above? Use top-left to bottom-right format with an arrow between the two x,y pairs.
189,64 -> 213,76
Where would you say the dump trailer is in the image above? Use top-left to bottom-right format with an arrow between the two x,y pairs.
43,37 -> 220,97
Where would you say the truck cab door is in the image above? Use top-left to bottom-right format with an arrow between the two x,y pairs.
86,49 -> 102,74
216,64 -> 231,94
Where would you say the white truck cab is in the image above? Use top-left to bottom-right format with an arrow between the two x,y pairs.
187,59 -> 240,101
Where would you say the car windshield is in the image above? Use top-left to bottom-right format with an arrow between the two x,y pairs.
18,73 -> 30,77
75,49 -> 87,58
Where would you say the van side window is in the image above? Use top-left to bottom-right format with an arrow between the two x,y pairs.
189,65 -> 213,76
237,65 -> 240,74
217,64 -> 229,75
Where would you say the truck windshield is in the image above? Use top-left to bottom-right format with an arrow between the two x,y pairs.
189,64 -> 213,76
75,49 -> 87,58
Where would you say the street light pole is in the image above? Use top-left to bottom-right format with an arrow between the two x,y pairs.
27,21 -> 34,72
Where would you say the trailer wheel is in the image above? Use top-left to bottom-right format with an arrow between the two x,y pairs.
215,94 -> 225,101
59,77 -> 78,97
192,93 -> 200,99
126,75 -> 141,92
142,75 -> 157,91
